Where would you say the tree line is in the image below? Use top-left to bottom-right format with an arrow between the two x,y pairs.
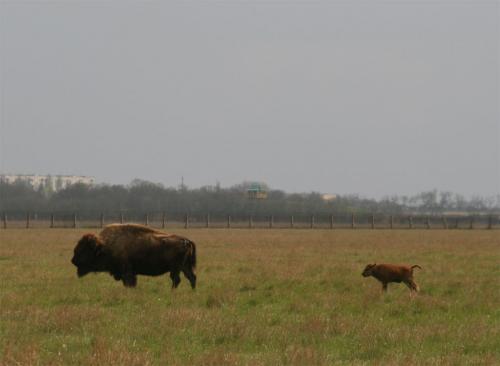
0,179 -> 498,219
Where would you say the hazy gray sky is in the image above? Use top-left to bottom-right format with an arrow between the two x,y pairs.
0,1 -> 498,198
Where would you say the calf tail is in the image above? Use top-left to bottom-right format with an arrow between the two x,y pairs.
411,265 -> 422,270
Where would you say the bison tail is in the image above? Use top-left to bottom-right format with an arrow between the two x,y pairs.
411,265 -> 422,270
185,240 -> 196,269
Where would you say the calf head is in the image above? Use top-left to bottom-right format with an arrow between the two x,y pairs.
362,263 -> 376,277
71,233 -> 103,277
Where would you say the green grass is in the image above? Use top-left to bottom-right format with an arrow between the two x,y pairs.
1,229 -> 499,365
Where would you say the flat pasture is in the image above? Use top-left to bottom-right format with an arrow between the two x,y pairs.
1,229 -> 499,365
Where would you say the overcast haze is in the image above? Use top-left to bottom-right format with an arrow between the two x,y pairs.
0,1 -> 498,198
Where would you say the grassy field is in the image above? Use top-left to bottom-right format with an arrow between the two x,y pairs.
1,228 -> 499,365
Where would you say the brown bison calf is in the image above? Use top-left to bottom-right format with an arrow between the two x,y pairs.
362,263 -> 421,293
71,224 -> 196,290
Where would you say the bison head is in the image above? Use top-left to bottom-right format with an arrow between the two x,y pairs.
71,233 -> 103,277
362,263 -> 376,277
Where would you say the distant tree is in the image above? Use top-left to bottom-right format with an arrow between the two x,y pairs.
42,175 -> 55,197
439,191 -> 454,211
55,176 -> 64,191
454,194 -> 467,211
418,190 -> 439,213
0,179 -> 498,218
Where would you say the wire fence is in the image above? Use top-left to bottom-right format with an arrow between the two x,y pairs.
1,211 -> 499,230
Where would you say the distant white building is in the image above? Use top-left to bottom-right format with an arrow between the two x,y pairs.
0,174 -> 95,192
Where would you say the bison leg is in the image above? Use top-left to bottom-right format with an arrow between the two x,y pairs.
122,273 -> 137,288
382,282 -> 388,292
182,267 -> 197,289
170,271 -> 181,289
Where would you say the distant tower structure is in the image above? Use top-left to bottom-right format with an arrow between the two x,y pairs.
247,182 -> 268,200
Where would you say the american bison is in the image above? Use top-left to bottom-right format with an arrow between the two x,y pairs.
362,263 -> 421,293
71,224 -> 196,289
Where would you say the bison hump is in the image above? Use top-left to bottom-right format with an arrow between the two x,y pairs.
100,224 -> 169,242
154,234 -> 186,244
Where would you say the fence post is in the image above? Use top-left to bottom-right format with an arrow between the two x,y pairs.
120,212 -> 124,224
310,215 -> 315,229
290,215 -> 294,228
488,215 -> 492,230
426,216 -> 430,229
145,213 -> 149,226
206,214 -> 210,228
442,216 -> 448,229
162,212 -> 166,229
390,215 -> 393,229
408,216 -> 413,229
269,215 -> 273,229
249,215 -> 253,229
371,214 -> 375,229
469,216 -> 474,230
100,213 -> 104,228
73,213 -> 77,228
185,214 -> 189,229
2,213 -> 6,229
50,213 -> 54,228
330,215 -> 334,229
455,218 -> 459,229
227,215 -> 231,228
26,212 -> 30,229
351,213 -> 355,229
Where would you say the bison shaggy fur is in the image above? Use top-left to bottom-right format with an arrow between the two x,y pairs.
71,224 -> 196,289
362,263 -> 421,293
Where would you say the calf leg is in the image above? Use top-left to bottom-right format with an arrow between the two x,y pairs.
409,279 -> 419,292
403,279 -> 419,292
182,267 -> 197,289
170,271 -> 181,289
